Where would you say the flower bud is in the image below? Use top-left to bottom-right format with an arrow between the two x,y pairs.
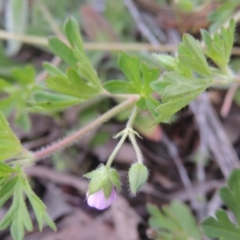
84,165 -> 121,209
87,188 -> 116,210
128,163 -> 148,196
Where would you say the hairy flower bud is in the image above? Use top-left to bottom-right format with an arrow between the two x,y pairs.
84,165 -> 121,209
87,188 -> 116,210
128,163 -> 148,196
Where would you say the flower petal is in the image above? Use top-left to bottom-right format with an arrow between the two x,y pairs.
87,188 -> 117,210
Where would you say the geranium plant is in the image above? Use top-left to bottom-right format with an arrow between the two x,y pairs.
0,15 -> 239,240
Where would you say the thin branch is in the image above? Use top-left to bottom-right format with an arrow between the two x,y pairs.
33,97 -> 138,161
124,0 -> 159,45
38,2 -> 65,39
1,29 -> 240,54
220,84 -> 239,117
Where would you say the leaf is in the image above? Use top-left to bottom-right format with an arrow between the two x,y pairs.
114,52 -> 159,99
64,17 -> 84,52
67,68 -> 100,96
104,80 -> 138,94
0,176 -> 33,240
43,62 -> 66,78
178,34 -> 211,78
48,37 -> 78,66
11,65 -> 35,85
151,73 -> 211,123
4,0 -> 28,56
0,172 -> 56,240
152,73 -> 211,100
154,88 -> 204,123
153,53 -> 178,71
141,63 -> 160,95
201,19 -> 235,70
46,68 -> 100,100
31,91 -> 81,111
118,52 -> 141,89
208,2 -> 238,32
74,48 -> 102,89
202,169 -> 240,240
0,111 -> 22,161
0,162 -> 17,177
148,202 -> 201,240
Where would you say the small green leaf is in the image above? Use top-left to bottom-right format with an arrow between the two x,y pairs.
0,162 -> 16,177
32,91 -> 81,111
154,88 -> 204,123
202,19 -> 235,70
202,169 -> 240,240
104,80 -> 138,94
178,34 -> 211,77
153,53 -> 177,71
74,48 -> 102,88
0,176 -> 18,207
118,52 -> 141,88
0,172 -> 56,239
0,111 -> 22,161
48,37 -> 78,66
141,63 -> 160,95
64,17 -> 84,52
67,68 -> 99,96
151,72 -> 211,123
208,2 -> 237,32
152,73 -> 211,100
43,62 -> 66,78
148,202 -> 201,240
11,65 -> 35,85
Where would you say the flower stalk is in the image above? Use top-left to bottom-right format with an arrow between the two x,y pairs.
33,97 -> 138,161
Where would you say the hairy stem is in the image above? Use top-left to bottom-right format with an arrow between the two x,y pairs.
128,131 -> 144,164
106,106 -> 138,169
33,97 -> 138,161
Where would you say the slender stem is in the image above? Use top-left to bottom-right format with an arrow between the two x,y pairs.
128,132 -> 144,164
126,106 -> 138,128
106,106 -> 138,169
33,97 -> 138,161
1,29 -> 240,54
39,3 -> 65,39
106,131 -> 129,169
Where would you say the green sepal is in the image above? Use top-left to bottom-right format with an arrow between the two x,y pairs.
128,163 -> 148,195
103,181 -> 113,198
87,166 -> 108,195
109,168 -> 121,191
85,165 -> 121,196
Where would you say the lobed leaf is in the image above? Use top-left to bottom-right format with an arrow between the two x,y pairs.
201,19 -> 235,70
0,111 -> 23,161
148,202 -> 201,240
178,34 -> 211,78
202,169 -> 240,240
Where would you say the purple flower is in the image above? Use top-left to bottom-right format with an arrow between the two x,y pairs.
87,188 -> 117,210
